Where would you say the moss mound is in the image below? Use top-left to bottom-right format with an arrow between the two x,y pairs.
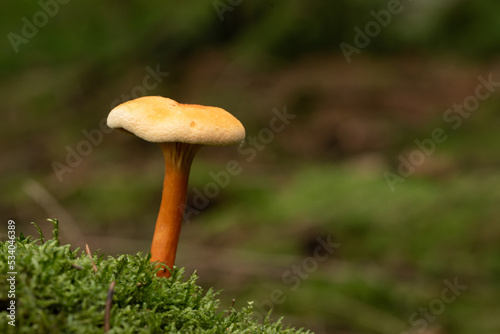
0,219 -> 311,334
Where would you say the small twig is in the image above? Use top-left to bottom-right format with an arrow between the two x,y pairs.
71,264 -> 84,270
85,244 -> 98,273
104,281 -> 116,333
228,298 -> 236,316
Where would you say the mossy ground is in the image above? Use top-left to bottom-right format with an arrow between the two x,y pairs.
0,220 -> 311,334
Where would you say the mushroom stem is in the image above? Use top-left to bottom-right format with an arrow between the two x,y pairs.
150,142 -> 200,277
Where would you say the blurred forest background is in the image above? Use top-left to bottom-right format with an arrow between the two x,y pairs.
2,1 -> 500,333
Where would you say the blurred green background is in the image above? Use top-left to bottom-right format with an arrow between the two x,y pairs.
2,1 -> 500,333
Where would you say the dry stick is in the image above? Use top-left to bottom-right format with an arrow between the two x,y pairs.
85,244 -> 98,273
104,281 -> 116,333
228,298 -> 236,316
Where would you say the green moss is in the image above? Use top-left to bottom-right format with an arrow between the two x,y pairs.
0,220 -> 311,334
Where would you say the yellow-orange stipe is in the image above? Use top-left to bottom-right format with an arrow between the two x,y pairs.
150,142 -> 200,277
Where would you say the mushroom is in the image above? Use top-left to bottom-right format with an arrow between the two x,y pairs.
107,96 -> 245,277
